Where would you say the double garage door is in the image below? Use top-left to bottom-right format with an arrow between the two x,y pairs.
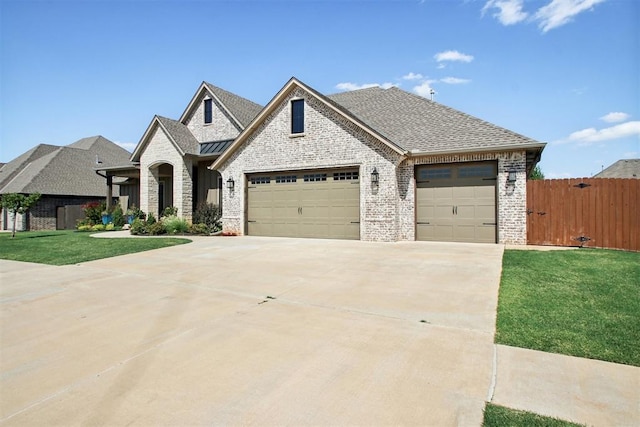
247,169 -> 360,240
246,162 -> 496,243
416,162 -> 497,243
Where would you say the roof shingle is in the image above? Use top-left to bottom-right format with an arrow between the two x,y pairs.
156,116 -> 200,156
204,82 -> 263,128
327,86 -> 541,152
593,159 -> 640,178
0,136 -> 131,196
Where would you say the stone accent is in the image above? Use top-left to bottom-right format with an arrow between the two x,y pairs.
140,126 -> 194,221
184,92 -> 241,142
218,87 -> 404,241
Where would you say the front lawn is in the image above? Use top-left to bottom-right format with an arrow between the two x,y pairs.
483,403 -> 584,427
0,230 -> 191,265
496,249 -> 640,366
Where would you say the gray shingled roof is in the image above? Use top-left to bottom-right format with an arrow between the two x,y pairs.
156,116 -> 200,156
204,82 -> 263,128
593,159 -> 640,178
0,136 -> 131,196
0,144 -> 59,189
327,86 -> 540,152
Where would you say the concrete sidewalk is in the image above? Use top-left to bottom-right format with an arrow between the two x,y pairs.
491,344 -> 640,426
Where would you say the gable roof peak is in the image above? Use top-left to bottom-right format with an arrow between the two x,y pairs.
179,81 -> 263,129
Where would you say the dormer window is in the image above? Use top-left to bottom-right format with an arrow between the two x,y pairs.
204,98 -> 213,124
291,99 -> 304,134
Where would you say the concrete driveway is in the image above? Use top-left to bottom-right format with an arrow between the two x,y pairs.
0,237 -> 504,426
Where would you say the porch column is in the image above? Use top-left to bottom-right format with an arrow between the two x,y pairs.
106,175 -> 113,210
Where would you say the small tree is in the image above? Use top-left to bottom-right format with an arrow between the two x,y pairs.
1,193 -> 42,238
529,165 -> 545,180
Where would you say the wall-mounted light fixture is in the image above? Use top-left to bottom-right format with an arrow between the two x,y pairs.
507,170 -> 517,184
371,167 -> 379,185
226,177 -> 235,191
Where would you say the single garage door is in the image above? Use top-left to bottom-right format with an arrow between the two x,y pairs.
247,169 -> 360,239
416,162 -> 497,243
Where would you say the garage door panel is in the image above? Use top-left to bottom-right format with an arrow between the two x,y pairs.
416,162 -> 496,243
434,225 -> 454,240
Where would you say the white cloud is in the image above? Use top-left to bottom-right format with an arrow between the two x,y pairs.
413,81 -> 437,98
622,151 -> 638,158
335,82 -> 398,91
402,72 -> 424,80
534,0 -> 606,33
557,121 -> 640,145
434,50 -> 474,63
441,77 -> 471,84
482,0 -> 529,25
600,112 -> 630,123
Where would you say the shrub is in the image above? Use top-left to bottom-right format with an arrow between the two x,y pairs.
112,205 -> 125,227
193,202 -> 222,232
82,201 -> 105,225
77,225 -> 92,232
190,223 -> 210,235
105,223 -> 115,231
130,218 -> 146,235
127,206 -> 146,221
92,224 -> 106,231
148,221 -> 167,235
147,212 -> 157,225
163,215 -> 189,234
162,206 -> 178,217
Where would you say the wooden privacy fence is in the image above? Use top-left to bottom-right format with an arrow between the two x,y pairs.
527,178 -> 639,251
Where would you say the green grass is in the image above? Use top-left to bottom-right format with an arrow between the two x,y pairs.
483,403 -> 584,427
0,230 -> 191,265
496,249 -> 640,366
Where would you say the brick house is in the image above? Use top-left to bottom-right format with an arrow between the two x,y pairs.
110,77 -> 545,244
0,136 -> 131,230
99,82 -> 262,222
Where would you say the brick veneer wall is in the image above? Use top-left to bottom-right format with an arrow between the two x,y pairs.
184,92 -> 242,142
140,126 -> 194,221
27,195 -> 100,230
217,87 -> 528,244
217,87 -> 404,241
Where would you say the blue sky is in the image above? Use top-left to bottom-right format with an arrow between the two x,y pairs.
1,0 -> 638,178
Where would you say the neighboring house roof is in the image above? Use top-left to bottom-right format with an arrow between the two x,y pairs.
327,86 -> 542,153
593,159 -> 640,178
0,144 -> 60,188
0,136 -> 131,196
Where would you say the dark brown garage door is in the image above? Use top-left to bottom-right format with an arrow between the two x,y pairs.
247,169 -> 360,239
416,162 -> 497,243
